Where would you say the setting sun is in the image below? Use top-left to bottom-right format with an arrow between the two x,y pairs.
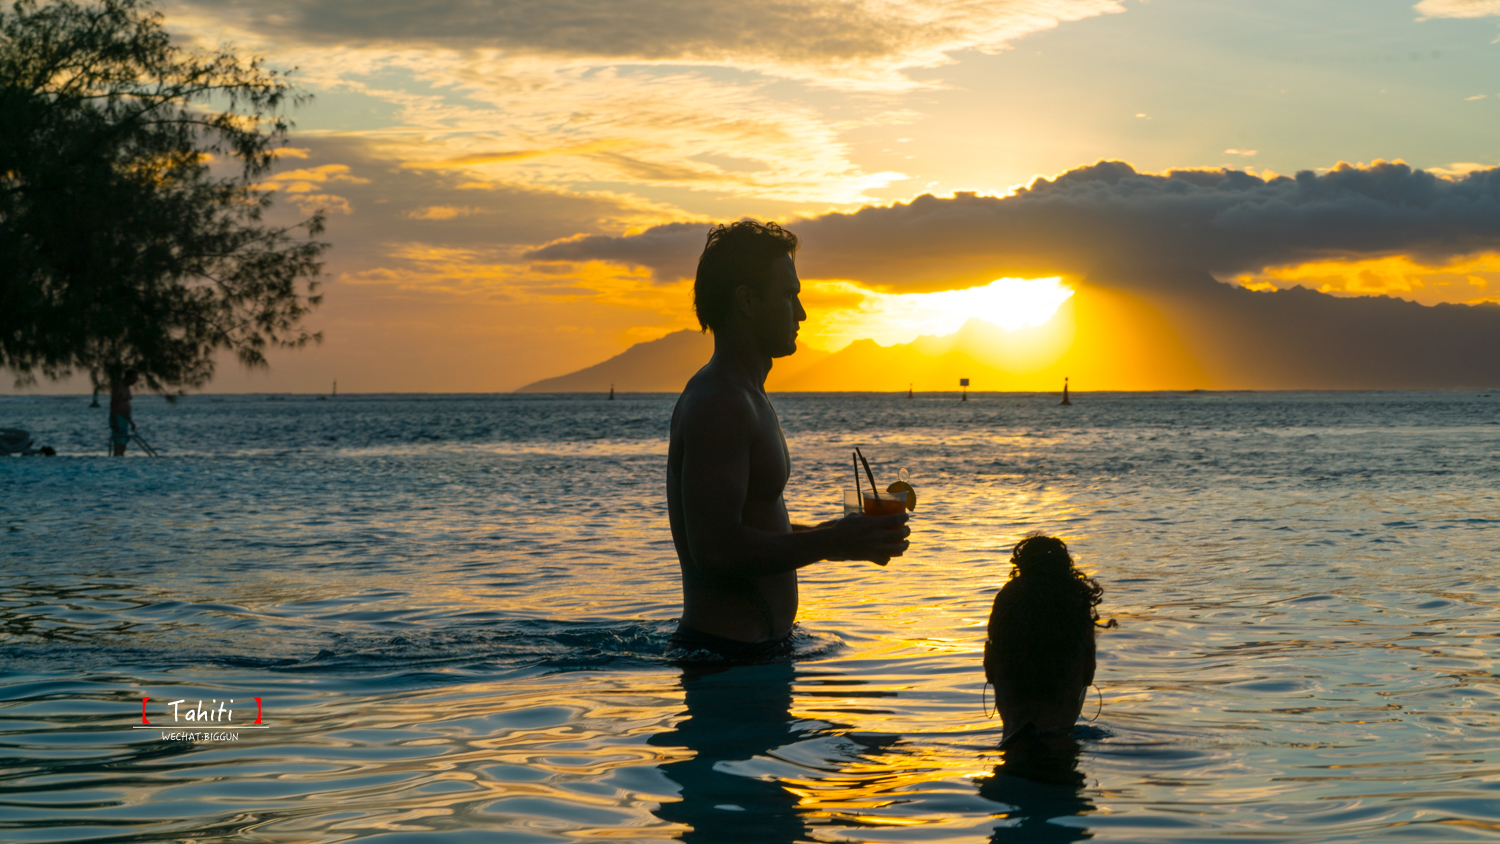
803,277 -> 1075,350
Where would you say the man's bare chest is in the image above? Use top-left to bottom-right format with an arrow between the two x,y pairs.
745,418 -> 791,500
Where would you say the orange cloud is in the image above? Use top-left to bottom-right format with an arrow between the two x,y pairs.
257,163 -> 371,214
1236,253 -> 1500,306
405,206 -> 475,220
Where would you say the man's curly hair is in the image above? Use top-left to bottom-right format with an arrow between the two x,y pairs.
693,220 -> 799,333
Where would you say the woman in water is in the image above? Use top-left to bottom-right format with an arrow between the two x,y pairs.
985,534 -> 1113,747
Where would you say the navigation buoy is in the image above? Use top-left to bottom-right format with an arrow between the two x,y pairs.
960,378 -> 969,402
1060,377 -> 1072,406
609,384 -> 615,400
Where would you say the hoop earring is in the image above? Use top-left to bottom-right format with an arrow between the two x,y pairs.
1087,684 -> 1103,722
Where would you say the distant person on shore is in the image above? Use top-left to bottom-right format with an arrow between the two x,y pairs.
667,220 -> 910,662
985,534 -> 1113,746
109,368 -> 139,457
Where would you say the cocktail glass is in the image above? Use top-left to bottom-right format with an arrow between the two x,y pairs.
843,489 -> 864,516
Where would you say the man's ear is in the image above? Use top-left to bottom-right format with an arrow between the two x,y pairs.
732,284 -> 758,319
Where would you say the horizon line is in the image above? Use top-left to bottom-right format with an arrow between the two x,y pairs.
6,388 -> 1500,398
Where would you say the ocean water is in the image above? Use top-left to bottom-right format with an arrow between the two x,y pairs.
3,391 -> 1500,842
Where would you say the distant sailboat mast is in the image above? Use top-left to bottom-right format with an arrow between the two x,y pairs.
332,379 -> 337,398
1060,377 -> 1071,406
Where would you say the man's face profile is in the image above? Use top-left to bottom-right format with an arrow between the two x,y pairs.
741,253 -> 806,359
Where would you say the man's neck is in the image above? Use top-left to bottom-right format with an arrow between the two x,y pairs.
709,328 -> 773,390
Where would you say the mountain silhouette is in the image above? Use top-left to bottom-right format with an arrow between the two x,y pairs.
515,329 -> 829,392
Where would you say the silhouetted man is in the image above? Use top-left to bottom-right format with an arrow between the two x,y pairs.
109,368 -> 139,456
666,221 -> 909,659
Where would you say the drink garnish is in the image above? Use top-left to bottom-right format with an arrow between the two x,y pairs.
886,481 -> 917,511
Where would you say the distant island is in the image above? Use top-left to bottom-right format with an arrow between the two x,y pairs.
516,329 -> 834,392
517,330 -> 712,393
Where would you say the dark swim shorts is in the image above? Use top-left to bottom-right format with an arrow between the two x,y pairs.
668,626 -> 796,664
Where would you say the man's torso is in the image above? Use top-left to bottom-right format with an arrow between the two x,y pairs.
109,382 -> 131,419
667,367 -> 797,642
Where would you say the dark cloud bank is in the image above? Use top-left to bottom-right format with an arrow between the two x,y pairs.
186,0 -> 994,65
532,161 -> 1500,389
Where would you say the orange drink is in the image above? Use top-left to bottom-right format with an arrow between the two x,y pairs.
862,491 -> 907,517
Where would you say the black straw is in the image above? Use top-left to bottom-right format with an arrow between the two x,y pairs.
856,447 -> 878,497
853,451 -> 862,502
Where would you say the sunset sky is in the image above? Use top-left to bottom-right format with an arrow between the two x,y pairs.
16,0 -> 1500,393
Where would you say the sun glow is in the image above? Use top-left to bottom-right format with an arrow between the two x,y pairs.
803,277 -> 1074,350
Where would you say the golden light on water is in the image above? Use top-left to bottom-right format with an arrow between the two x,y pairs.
804,278 -> 1075,350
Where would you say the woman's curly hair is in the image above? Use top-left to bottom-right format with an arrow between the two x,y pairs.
1006,534 -> 1108,627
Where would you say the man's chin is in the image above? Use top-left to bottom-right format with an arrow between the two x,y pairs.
771,338 -> 798,358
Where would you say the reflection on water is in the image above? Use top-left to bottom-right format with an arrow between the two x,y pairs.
979,732 -> 1093,842
650,664 -> 810,844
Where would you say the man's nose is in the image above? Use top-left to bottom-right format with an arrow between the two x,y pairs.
794,298 -> 807,322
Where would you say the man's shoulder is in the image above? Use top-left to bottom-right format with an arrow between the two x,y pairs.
679,371 -> 755,414
674,369 -> 762,435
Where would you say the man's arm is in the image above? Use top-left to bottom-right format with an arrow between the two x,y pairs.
678,391 -> 907,578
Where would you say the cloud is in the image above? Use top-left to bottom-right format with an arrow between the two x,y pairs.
257,163 -> 371,214
174,0 -> 1125,87
1235,253 -> 1500,306
405,205 -> 476,220
163,3 -> 1122,210
1414,0 -> 1500,19
160,18 -> 920,204
530,159 -> 1500,290
1224,148 -> 1257,156
1427,160 -> 1496,177
257,135 -> 687,278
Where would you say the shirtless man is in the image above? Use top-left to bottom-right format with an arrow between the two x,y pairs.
667,221 -> 910,661
109,368 -> 139,457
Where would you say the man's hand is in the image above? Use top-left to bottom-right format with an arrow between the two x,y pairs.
823,512 -> 910,566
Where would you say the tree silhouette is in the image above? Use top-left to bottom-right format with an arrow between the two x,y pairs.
0,0 -> 327,395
